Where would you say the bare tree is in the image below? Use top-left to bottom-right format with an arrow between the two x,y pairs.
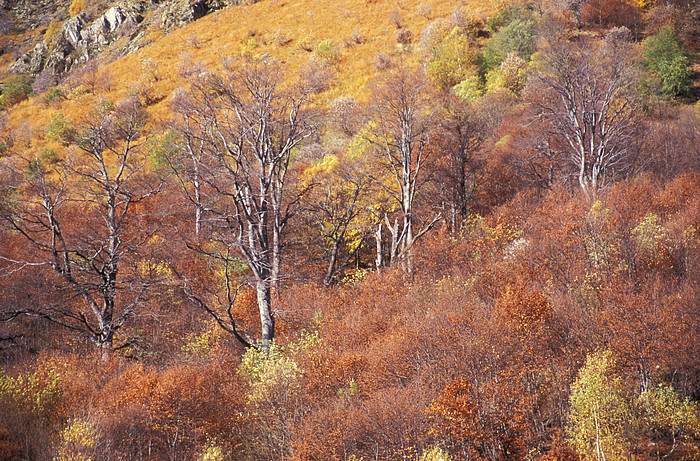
171,57 -> 325,351
528,39 -> 641,199
432,95 -> 487,232
167,89 -> 212,239
367,65 -> 441,275
0,97 -> 163,361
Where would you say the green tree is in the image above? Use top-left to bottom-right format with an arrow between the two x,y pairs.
480,19 -> 537,75
642,25 -> 692,99
0,75 -> 33,109
568,350 -> 633,460
639,384 -> 700,458
426,27 -> 477,91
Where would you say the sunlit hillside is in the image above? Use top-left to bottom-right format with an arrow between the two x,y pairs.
1,0 -> 700,459
6,0 -> 494,125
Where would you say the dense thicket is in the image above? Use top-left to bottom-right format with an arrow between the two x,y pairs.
1,0 -> 699,459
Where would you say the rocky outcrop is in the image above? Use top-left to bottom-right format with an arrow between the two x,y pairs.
6,0 -> 237,81
159,0 -> 233,30
0,0 -> 70,29
9,4 -> 145,77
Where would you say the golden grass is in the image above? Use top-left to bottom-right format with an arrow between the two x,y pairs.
6,0 -> 498,137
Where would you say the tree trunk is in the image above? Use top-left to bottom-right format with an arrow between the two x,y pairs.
402,211 -> 414,276
99,338 -> 113,362
193,163 -> 202,239
324,240 -> 340,286
256,279 -> 274,351
272,221 -> 281,292
386,216 -> 400,266
375,223 -> 383,269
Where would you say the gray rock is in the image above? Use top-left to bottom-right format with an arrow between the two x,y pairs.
28,41 -> 47,74
103,6 -> 126,32
44,37 -> 77,74
1,0 -> 71,28
159,0 -> 234,31
8,41 -> 46,74
5,0 -> 236,82
63,14 -> 86,47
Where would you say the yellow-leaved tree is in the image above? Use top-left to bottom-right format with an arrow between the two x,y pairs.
567,350 -> 633,460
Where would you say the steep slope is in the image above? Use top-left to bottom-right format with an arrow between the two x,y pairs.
2,0 -> 495,152
2,0 -> 239,80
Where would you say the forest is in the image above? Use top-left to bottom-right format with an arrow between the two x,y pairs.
0,0 -> 699,459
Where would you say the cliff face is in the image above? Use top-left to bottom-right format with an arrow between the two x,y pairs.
9,3 -> 148,78
2,0 -> 237,83
0,0 -> 71,29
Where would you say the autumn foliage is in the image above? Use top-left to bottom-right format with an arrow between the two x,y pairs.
1,0 -> 700,459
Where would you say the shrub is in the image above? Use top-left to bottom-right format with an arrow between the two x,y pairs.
420,446 -> 453,461
638,383 -> 700,457
0,75 -> 33,108
390,8 -> 403,29
69,0 -> 87,17
0,368 -> 63,460
32,67 -> 60,96
314,39 -> 340,66
480,19 -> 537,74
44,19 -> 63,44
642,25 -> 692,98
486,6 -> 525,32
239,343 -> 302,403
452,75 -> 483,101
426,27 -> 477,91
40,149 -> 61,165
297,35 -> 315,52
241,36 -> 260,55
54,418 -> 98,461
485,51 -> 527,94
43,87 -> 65,105
199,441 -> 226,461
46,113 -> 77,143
351,27 -> 365,45
417,3 -> 432,19
396,29 -> 413,45
375,52 -> 392,71
239,341 -> 310,458
420,18 -> 453,57
580,0 -> 640,30
272,29 -> 292,46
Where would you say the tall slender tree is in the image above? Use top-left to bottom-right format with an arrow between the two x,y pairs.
0,97 -> 163,361
432,96 -> 487,232
171,57 -> 325,350
367,65 -> 441,275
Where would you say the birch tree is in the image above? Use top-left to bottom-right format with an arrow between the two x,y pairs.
568,350 -> 633,461
367,65 -> 441,275
171,57 -> 325,351
0,97 -> 163,361
529,39 -> 640,200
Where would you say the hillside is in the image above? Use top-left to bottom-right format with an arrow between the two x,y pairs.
1,0 -> 700,460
